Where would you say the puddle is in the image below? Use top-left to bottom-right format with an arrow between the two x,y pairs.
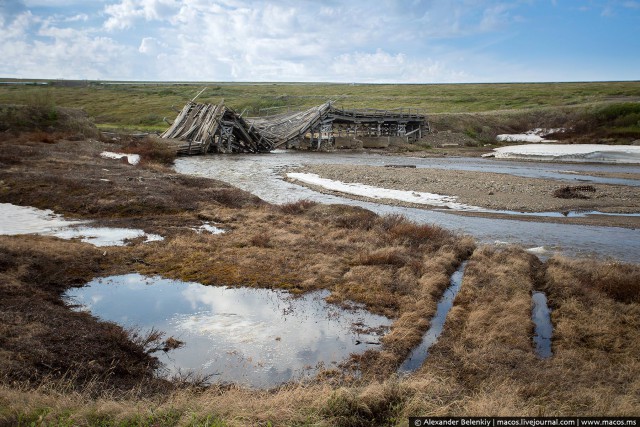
0,203 -> 163,246
532,291 -> 553,359
64,274 -> 391,388
398,261 -> 467,373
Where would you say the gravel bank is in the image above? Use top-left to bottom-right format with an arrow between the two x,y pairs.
291,164 -> 640,228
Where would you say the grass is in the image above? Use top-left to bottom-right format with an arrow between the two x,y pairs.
1,125 -> 639,423
2,248 -> 637,425
0,81 -> 639,132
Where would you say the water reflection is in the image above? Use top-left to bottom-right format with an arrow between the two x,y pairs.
532,291 -> 553,358
65,274 -> 390,388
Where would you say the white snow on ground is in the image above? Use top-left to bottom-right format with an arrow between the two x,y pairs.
0,203 -> 163,246
52,227 -> 163,247
193,222 -> 225,234
496,128 -> 563,143
526,246 -> 548,254
0,203 -> 81,234
486,144 -> 640,164
100,151 -> 141,165
287,172 -> 487,211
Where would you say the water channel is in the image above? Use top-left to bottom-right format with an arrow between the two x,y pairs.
175,151 -> 640,263
398,261 -> 468,373
532,291 -> 553,359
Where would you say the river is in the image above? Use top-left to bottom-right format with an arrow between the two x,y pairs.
175,151 -> 640,263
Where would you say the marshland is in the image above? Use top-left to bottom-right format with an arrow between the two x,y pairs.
0,81 -> 639,426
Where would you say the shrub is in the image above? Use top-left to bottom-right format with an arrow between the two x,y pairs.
250,233 -> 272,248
590,262 -> 640,303
120,136 -> 176,165
357,247 -> 408,266
278,199 -> 318,214
377,214 -> 451,247
553,185 -> 596,199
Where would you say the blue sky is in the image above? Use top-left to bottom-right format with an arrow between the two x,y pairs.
0,0 -> 638,83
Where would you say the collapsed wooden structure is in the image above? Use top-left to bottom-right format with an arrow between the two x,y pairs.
161,100 -> 428,154
161,101 -> 272,155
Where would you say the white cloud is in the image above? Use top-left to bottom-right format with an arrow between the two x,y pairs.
21,0 -> 99,6
103,0 -> 180,30
0,11 -> 133,80
138,36 -> 165,55
331,50 -> 407,82
2,0 -> 635,82
64,13 -> 89,22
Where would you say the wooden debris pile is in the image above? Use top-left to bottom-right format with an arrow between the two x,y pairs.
248,102 -> 333,149
161,99 -> 429,155
161,101 -> 273,154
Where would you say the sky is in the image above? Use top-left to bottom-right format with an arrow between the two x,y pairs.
0,0 -> 639,83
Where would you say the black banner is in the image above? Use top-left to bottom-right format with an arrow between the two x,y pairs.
408,418 -> 639,427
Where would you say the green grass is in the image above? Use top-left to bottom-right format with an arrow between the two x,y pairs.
0,81 -> 639,131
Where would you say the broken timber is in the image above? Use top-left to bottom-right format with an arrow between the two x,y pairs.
161,101 -> 274,155
161,100 -> 429,155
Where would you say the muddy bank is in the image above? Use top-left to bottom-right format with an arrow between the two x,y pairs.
292,164 -> 640,228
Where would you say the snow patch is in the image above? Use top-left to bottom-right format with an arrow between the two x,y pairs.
496,128 -> 564,143
489,144 -> 640,164
193,222 -> 225,234
0,203 -> 81,234
287,172 -> 487,211
526,246 -> 548,254
0,203 -> 163,246
53,226 -> 163,247
100,151 -> 141,165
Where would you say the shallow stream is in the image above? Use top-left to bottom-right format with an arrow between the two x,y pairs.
175,152 -> 640,262
532,291 -> 553,358
398,261 -> 467,373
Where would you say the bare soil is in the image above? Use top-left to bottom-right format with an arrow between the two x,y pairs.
294,164 -> 640,229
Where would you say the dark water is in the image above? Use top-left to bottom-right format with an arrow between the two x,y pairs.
398,261 -> 468,373
64,274 -> 391,388
532,291 -> 553,358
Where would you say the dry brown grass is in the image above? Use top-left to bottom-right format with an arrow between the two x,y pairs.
2,131 -> 639,424
545,256 -> 640,304
539,256 -> 640,413
0,236 -> 162,392
0,137 -> 263,218
276,199 -> 318,214
421,246 -> 539,390
1,237 -> 639,424
117,135 -> 177,166
401,247 -> 640,416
